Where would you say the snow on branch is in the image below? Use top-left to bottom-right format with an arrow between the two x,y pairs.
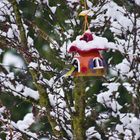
11,113 -> 38,139
0,70 -> 39,100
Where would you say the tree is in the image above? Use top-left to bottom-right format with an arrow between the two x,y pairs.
0,0 -> 140,139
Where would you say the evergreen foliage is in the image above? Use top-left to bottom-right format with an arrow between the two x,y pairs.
0,0 -> 139,139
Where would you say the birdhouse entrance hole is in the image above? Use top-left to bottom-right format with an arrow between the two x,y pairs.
72,58 -> 80,72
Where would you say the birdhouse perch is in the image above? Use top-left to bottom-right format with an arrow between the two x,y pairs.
68,30 -> 108,77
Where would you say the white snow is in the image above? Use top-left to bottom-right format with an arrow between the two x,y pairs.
0,107 -> 5,114
65,19 -> 78,26
2,52 -> 25,71
23,87 -> 39,100
86,0 -> 93,8
50,111 -> 55,117
0,2 -> 5,8
27,36 -> 34,46
66,0 -> 79,3
16,84 -> 24,92
16,113 -> 34,130
11,113 -> 38,138
102,82 -> 120,92
7,28 -> 14,38
0,1 -> 140,139
40,138 -> 49,140
43,0 -> 49,5
97,83 -> 122,112
68,30 -> 108,51
48,94 -> 56,107
60,42 -> 67,57
0,71 -> 39,100
86,127 -> 101,140
28,62 -> 38,69
135,0 -> 140,6
85,87 -> 90,92
90,1 -> 137,39
116,59 -> 130,74
115,124 -> 124,134
0,31 -> 6,37
11,24 -> 19,38
42,0 -> 57,14
16,0 -> 20,4
123,83 -> 133,93
2,78 -> 39,100
50,6 -> 57,14
113,113 -> 140,139
40,63 -> 47,71
29,48 -> 40,58
54,126 -> 60,131
7,72 -> 14,80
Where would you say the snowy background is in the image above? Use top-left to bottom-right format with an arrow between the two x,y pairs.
0,0 -> 140,139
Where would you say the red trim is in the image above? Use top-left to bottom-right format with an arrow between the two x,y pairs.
69,46 -> 107,54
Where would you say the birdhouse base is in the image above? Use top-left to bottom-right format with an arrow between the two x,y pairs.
72,68 -> 106,77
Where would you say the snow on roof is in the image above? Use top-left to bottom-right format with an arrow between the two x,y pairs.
68,30 -> 108,53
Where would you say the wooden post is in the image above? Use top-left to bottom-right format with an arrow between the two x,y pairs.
72,77 -> 86,140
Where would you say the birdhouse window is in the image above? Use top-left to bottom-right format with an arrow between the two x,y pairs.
89,57 -> 104,69
72,58 -> 80,72
93,57 -> 104,69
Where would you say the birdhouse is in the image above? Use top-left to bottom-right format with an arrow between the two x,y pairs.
68,30 -> 108,76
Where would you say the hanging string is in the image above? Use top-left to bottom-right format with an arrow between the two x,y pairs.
79,0 -> 89,32
84,0 -> 87,32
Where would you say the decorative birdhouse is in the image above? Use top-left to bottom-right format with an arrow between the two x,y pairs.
68,30 -> 108,76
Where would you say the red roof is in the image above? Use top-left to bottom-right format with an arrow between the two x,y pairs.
69,45 -> 107,54
68,30 -> 108,54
